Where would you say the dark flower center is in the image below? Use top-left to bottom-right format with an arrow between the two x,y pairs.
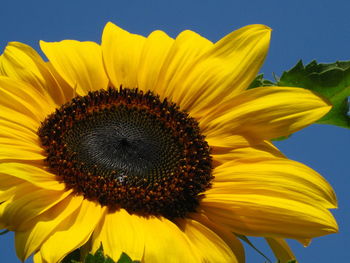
38,87 -> 212,218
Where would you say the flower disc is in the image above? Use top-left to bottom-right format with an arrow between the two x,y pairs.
38,87 -> 213,218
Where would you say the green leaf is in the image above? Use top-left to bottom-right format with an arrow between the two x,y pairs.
85,247 -> 114,263
248,74 -> 275,89
61,249 -> 81,263
61,246 -> 140,263
117,252 -> 139,263
278,60 -> 350,128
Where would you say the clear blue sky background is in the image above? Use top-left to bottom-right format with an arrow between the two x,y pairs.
0,0 -> 349,262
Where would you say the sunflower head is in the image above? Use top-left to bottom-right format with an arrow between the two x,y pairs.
37,86 -> 213,218
0,22 -> 337,263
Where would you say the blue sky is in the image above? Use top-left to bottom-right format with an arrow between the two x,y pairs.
0,0 -> 349,262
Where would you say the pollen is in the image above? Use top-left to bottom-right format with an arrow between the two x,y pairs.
38,87 -> 213,218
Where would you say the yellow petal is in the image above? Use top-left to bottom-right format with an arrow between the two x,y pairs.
40,40 -> 108,94
0,145 -> 45,161
0,176 -> 26,203
92,211 -> 198,263
175,25 -> 271,114
33,252 -> 43,263
0,138 -> 40,149
40,199 -> 105,263
91,209 -> 144,262
46,61 -> 75,100
191,212 -> 245,263
202,192 -> 338,240
177,218 -> 238,262
265,238 -> 296,263
206,134 -> 252,149
0,118 -> 39,142
137,30 -> 174,93
141,216 -> 198,263
0,106 -> 40,133
210,158 -> 337,209
0,132 -> 37,145
102,22 -> 145,89
1,186 -> 71,230
0,172 -> 23,191
0,42 -> 66,106
15,195 -> 83,261
0,163 -> 65,191
153,29 -> 212,100
0,141 -> 42,161
0,105 -> 44,155
202,87 -> 331,142
0,77 -> 54,122
212,141 -> 285,166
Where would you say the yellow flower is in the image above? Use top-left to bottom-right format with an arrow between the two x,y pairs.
0,22 -> 337,263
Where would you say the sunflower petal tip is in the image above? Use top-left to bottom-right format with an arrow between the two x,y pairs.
310,88 -> 333,108
5,41 -> 16,47
324,216 -> 339,235
102,22 -> 130,43
315,96 -> 333,119
104,21 -> 123,33
257,24 -> 272,31
325,104 -> 332,113
258,25 -> 272,41
2,42 -> 21,54
245,24 -> 272,34
104,21 -> 116,30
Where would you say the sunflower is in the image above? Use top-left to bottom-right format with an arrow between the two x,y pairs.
0,22 -> 337,263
